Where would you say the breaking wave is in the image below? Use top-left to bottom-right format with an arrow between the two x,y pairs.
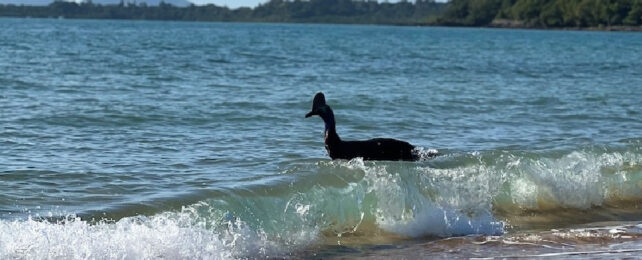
2,142 -> 642,258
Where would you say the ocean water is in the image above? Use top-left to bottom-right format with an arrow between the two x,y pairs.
1,17 -> 642,258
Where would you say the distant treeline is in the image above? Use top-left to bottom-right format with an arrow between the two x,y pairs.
0,0 -> 446,25
1,0 -> 641,28
439,0 -> 642,28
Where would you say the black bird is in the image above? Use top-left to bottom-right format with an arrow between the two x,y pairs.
305,92 -> 430,161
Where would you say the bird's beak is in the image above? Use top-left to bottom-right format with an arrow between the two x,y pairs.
305,111 -> 314,118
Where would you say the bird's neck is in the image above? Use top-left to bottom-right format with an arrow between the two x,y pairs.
321,107 -> 340,144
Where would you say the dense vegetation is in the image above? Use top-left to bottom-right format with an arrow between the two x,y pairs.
0,0 -> 641,28
439,0 -> 642,28
0,0 -> 446,25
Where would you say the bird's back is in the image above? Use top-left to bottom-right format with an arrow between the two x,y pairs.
330,138 -> 416,161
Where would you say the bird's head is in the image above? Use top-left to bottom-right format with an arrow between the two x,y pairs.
305,92 -> 328,118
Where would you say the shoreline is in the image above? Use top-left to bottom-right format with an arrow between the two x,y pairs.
1,15 -> 642,32
486,19 -> 642,32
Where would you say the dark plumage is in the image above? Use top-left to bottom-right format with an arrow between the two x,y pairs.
305,92 -> 428,161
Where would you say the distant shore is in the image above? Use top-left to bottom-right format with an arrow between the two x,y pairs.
3,0 -> 642,32
486,19 -> 642,32
3,15 -> 641,33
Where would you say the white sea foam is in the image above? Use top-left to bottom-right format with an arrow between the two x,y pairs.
0,206 -> 318,259
413,149 -> 642,212
507,150 -> 642,210
341,149 -> 642,238
0,216 -> 230,259
346,158 -> 505,238
412,146 -> 440,161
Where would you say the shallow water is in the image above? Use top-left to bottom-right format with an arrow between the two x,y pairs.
1,18 -> 642,258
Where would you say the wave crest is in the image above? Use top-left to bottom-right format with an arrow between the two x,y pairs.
3,145 -> 642,258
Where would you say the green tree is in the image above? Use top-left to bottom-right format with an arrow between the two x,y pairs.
539,1 -> 563,27
467,0 -> 502,25
624,0 -> 642,25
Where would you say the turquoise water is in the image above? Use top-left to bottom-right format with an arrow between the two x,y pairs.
1,18 -> 642,258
